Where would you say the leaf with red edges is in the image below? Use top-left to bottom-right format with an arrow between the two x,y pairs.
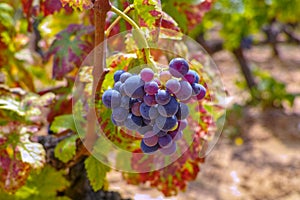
60,0 -> 93,10
0,149 -> 31,193
46,24 -> 94,80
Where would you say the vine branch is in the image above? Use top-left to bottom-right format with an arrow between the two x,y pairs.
85,0 -> 111,153
105,4 -> 134,37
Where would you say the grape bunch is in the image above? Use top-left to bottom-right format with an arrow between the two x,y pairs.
102,58 -> 206,155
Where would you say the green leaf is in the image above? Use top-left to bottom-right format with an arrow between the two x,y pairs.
60,0 -> 93,10
54,135 -> 78,163
50,114 -> 76,133
19,134 -> 46,168
15,166 -> 70,200
85,156 -> 110,191
134,0 -> 160,28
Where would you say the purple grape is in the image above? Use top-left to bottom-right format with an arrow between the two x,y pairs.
184,70 -> 197,84
155,115 -> 177,131
157,96 -> 179,117
124,75 -> 145,98
158,134 -> 173,148
143,94 -> 157,106
166,79 -> 181,94
144,81 -> 159,95
114,81 -> 122,91
114,70 -> 125,82
174,80 -> 192,101
196,85 -> 207,100
140,68 -> 154,82
143,118 -> 151,125
159,71 -> 172,82
169,58 -> 189,78
194,71 -> 200,83
120,96 -> 130,109
111,116 -> 124,126
120,72 -> 132,83
168,130 -> 183,141
155,90 -> 171,105
143,131 -> 158,147
139,102 -> 151,120
131,102 -> 141,116
156,130 -> 168,137
160,142 -> 176,155
137,125 -> 153,135
124,114 -> 141,130
191,83 -> 204,96
130,114 -> 143,127
112,107 -> 129,122
149,106 -> 159,119
177,119 -> 188,131
141,140 -> 159,154
102,89 -> 121,108
119,83 -> 126,96
176,102 -> 189,120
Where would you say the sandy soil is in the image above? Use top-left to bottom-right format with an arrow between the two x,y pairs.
107,44 -> 300,200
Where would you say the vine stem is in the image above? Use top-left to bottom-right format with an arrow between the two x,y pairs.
85,0 -> 111,154
105,4 -> 134,37
110,5 -> 152,64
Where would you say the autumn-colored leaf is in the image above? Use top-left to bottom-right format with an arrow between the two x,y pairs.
46,24 -> 94,79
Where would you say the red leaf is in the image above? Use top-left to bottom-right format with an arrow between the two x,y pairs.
0,149 -> 31,193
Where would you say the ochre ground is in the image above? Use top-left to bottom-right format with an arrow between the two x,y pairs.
107,44 -> 300,200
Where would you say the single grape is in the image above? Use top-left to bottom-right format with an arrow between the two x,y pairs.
166,79 -> 181,94
114,70 -> 125,82
120,96 -> 130,109
169,58 -> 189,78
191,83 -> 204,96
137,125 -> 153,135
155,90 -> 171,105
119,83 -> 127,96
144,81 -> 159,95
124,75 -> 145,98
120,72 -> 132,83
124,114 -> 141,130
102,89 -> 121,108
176,102 -> 189,120
174,80 -> 192,101
160,142 -> 176,155
131,114 -> 143,126
140,68 -> 154,82
195,85 -> 207,100
143,94 -> 157,106
184,70 -> 197,84
158,134 -> 173,148
143,131 -> 158,147
168,130 -> 183,141
131,102 -> 142,116
155,115 -> 177,131
159,71 -> 172,82
177,119 -> 188,131
149,106 -> 159,119
139,102 -> 151,120
114,81 -> 122,91
194,71 -> 200,83
112,107 -> 129,122
157,96 -> 179,117
111,116 -> 124,126
141,140 -> 159,154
